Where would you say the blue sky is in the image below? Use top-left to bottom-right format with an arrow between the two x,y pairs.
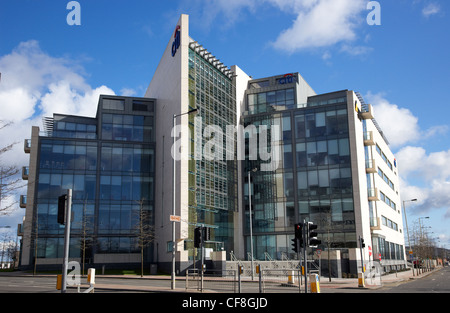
1,0 -> 449,250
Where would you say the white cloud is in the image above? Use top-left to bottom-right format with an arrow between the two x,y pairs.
189,0 -> 369,53
366,92 -> 421,148
340,44 -> 373,56
365,92 -> 448,149
396,147 -> 450,219
271,0 -> 367,53
396,147 -> 450,182
0,40 -> 115,122
365,91 -> 450,220
422,3 -> 441,17
0,40 -> 116,216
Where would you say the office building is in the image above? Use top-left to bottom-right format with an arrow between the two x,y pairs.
20,95 -> 156,270
241,75 -> 406,273
19,14 -> 406,275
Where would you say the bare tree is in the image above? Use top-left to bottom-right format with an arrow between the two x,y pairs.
73,198 -> 95,276
0,121 -> 23,216
318,206 -> 334,282
133,199 -> 155,277
0,231 -> 15,269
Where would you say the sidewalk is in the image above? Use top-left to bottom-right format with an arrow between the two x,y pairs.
1,267 -> 443,293
74,267 -> 442,293
318,267 -> 440,290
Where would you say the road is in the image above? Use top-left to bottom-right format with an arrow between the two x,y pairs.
375,266 -> 450,293
1,267 -> 450,293
0,275 -> 164,293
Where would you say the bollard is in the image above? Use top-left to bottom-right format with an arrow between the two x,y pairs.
87,268 -> 96,285
84,268 -> 96,293
309,274 -> 320,293
56,274 -> 62,290
358,272 -> 365,288
288,271 -> 296,285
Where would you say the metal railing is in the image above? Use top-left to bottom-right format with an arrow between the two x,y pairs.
186,263 -> 320,293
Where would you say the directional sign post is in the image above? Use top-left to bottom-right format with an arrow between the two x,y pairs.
170,215 -> 181,222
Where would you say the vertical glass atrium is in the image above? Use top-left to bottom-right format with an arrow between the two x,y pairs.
187,43 -> 237,258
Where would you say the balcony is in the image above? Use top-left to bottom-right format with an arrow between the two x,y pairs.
360,104 -> 374,120
368,188 -> 379,201
22,166 -> 29,180
363,131 -> 375,146
17,224 -> 24,236
365,159 -> 377,174
370,217 -> 382,230
24,139 -> 31,153
19,195 -> 27,208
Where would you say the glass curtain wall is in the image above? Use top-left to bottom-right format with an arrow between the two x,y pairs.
188,48 -> 237,258
244,93 -> 356,260
34,99 -> 156,263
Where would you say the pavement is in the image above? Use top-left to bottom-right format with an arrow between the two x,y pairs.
0,267 -> 442,293
83,267 -> 443,293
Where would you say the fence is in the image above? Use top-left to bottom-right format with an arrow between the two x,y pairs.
186,269 -> 239,293
186,264 -> 319,293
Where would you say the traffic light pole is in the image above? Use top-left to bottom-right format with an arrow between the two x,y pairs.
359,236 -> 365,274
61,189 -> 72,293
303,220 -> 308,294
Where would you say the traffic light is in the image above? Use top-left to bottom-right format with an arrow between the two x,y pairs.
294,223 -> 303,242
194,227 -> 211,248
360,237 -> 366,248
307,222 -> 321,247
204,227 -> 211,241
194,227 -> 202,248
291,238 -> 298,253
292,223 -> 303,253
57,194 -> 67,225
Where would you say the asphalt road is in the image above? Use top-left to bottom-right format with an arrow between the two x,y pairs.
1,267 -> 449,294
375,266 -> 450,293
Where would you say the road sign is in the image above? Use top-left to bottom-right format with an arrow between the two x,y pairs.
368,245 -> 372,257
170,215 -> 181,222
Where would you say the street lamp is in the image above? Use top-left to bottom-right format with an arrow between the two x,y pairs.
248,167 -> 257,280
171,108 -> 198,290
403,199 -> 416,276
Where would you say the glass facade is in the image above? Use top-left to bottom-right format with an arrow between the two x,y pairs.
244,89 -> 357,260
188,47 -> 237,257
32,96 -> 156,264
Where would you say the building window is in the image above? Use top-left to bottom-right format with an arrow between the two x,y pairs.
103,98 -> 125,111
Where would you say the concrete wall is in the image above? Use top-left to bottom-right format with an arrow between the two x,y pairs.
145,14 -> 190,266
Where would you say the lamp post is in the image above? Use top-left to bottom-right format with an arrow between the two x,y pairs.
171,108 -> 198,290
403,199 -> 416,276
248,167 -> 257,280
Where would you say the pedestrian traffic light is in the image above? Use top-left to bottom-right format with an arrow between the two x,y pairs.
360,237 -> 365,248
294,223 -> 302,240
307,222 -> 321,247
57,194 -> 67,225
295,223 -> 304,247
291,238 -> 298,253
194,227 -> 202,248
292,223 -> 303,253
204,227 -> 211,241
